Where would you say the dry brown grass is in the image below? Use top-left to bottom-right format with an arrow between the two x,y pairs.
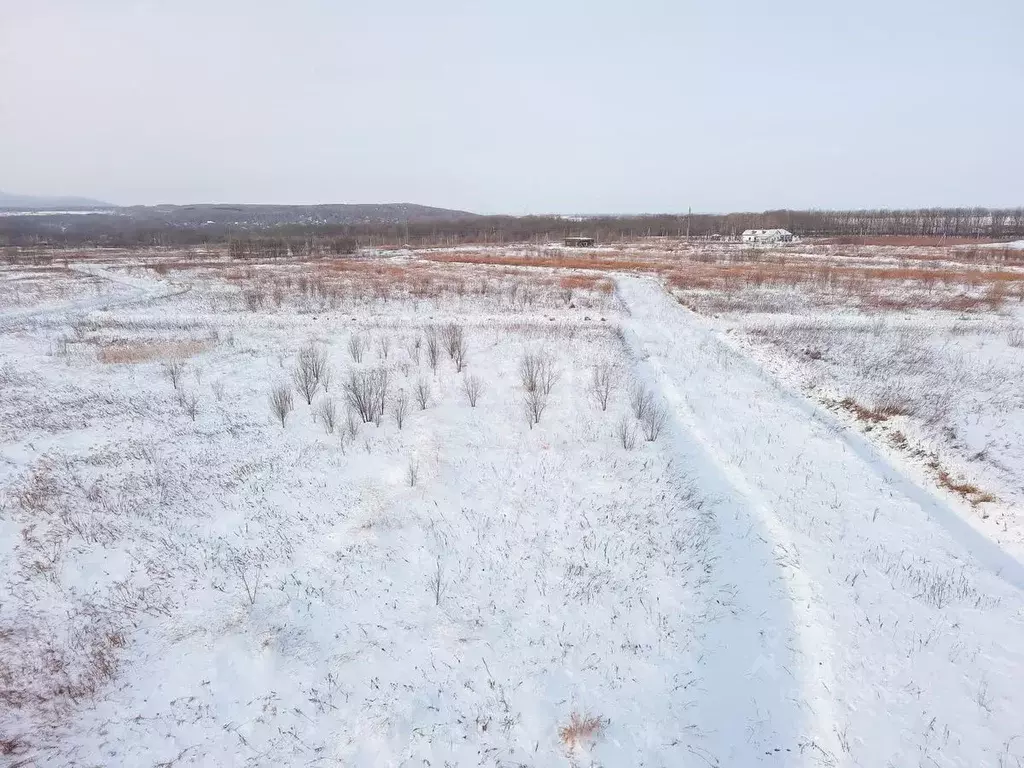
558,712 -> 607,751
937,470 -> 997,506
559,274 -> 615,293
422,249 -> 663,273
664,256 -> 1024,313
96,339 -> 213,364
837,395 -> 914,424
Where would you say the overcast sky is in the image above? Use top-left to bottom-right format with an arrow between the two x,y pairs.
2,0 -> 1021,213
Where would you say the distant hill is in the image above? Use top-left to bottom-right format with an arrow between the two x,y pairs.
0,190 -> 112,209
0,201 -> 481,245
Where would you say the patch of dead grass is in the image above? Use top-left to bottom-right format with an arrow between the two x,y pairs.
96,339 -> 213,364
558,711 -> 607,752
936,470 -> 997,507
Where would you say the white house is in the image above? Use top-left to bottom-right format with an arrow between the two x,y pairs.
741,228 -> 795,244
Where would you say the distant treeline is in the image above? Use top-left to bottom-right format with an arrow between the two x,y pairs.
2,207 -> 1022,250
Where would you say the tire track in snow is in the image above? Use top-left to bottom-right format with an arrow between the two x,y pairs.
616,276 -> 843,764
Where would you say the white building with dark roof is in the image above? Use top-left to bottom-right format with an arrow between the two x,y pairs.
741,228 -> 795,244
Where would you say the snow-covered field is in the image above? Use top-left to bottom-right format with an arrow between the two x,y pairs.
2,246 -> 1024,766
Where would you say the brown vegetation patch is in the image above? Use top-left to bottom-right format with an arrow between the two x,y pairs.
937,471 -> 997,507
97,339 -> 213,364
558,712 -> 607,751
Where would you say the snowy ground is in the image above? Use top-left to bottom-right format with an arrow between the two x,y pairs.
2,249 -> 1024,766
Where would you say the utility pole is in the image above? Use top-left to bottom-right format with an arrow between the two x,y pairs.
685,206 -> 691,242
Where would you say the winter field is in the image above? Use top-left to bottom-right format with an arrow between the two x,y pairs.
2,241 -> 1024,766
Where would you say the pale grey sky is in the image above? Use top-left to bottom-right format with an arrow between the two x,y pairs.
2,0 -> 1021,213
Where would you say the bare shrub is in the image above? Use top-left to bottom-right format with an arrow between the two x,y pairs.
629,382 -> 654,421
242,285 -> 265,311
524,389 -> 548,427
590,362 -> 615,410
320,364 -> 333,392
407,335 -> 422,364
348,334 -> 366,362
269,383 -> 294,426
520,352 -> 540,391
393,391 -> 409,429
344,411 -> 360,440
344,370 -> 377,422
440,323 -> 465,360
1008,328 -> 1024,348
377,335 -> 391,360
559,712 -> 607,752
451,333 -> 468,372
520,350 -> 559,395
426,330 -> 440,371
463,374 -> 483,407
315,397 -> 338,433
407,458 -> 419,487
211,379 -> 225,401
374,366 -> 391,416
344,367 -> 390,422
292,345 -> 326,405
415,377 -> 431,409
163,360 -> 184,389
641,401 -> 668,441
176,388 -> 200,421
617,415 -> 637,449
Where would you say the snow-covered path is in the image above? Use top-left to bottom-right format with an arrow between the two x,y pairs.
617,275 -> 1024,767
0,264 -> 187,327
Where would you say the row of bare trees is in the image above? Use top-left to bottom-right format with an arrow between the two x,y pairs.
7,207 -> 1024,249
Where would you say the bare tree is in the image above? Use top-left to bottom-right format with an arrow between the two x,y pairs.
524,390 -> 548,427
590,362 -> 615,411
315,397 -> 338,434
407,458 -> 419,487
520,350 -> 559,395
344,367 -> 391,422
344,370 -> 377,422
451,333 -> 468,372
393,390 -> 409,429
377,335 -> 391,360
348,334 -> 366,362
177,388 -> 200,421
440,323 -> 465,361
344,411 -> 360,440
163,360 -> 184,390
616,414 -> 637,449
520,351 -> 541,392
320,364 -> 333,392
425,330 -> 440,371
462,374 -> 483,407
292,349 -> 321,405
407,335 -> 422,364
415,377 -> 431,409
301,344 -> 328,382
269,383 -> 294,427
538,357 -> 559,395
641,402 -> 668,441
629,382 -> 654,421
